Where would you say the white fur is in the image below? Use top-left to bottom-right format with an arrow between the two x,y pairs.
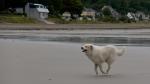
81,44 -> 125,75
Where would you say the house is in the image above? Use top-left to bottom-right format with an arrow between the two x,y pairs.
127,12 -> 135,19
62,12 -> 71,21
102,6 -> 120,19
135,11 -> 149,21
81,8 -> 96,20
25,3 -> 49,20
127,12 -> 149,21
127,12 -> 138,21
15,8 -> 24,14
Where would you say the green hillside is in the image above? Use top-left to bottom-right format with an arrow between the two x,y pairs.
81,0 -> 150,14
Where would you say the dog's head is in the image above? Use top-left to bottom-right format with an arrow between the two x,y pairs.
81,44 -> 93,54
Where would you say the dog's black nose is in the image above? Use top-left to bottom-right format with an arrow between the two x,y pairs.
81,47 -> 83,50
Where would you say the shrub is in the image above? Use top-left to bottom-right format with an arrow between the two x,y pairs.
119,16 -> 132,23
102,16 -> 117,22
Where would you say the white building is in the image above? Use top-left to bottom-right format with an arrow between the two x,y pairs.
127,12 -> 139,21
25,3 -> 49,20
81,8 -> 96,20
62,12 -> 71,21
135,11 -> 149,21
15,8 -> 24,14
126,12 -> 149,21
127,12 -> 135,19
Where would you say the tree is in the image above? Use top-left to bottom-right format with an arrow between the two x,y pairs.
62,0 -> 83,18
5,0 -> 26,8
1,0 -> 150,16
91,0 -> 109,11
0,0 -> 5,11
102,7 -> 111,16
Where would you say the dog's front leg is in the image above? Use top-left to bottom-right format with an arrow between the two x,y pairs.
95,64 -> 98,75
98,64 -> 106,74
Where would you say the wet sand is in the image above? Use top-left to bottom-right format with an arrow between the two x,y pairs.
0,39 -> 150,84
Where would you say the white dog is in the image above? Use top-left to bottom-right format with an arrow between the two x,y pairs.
81,44 -> 125,75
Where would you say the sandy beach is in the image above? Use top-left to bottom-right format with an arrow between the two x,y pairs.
0,39 -> 150,84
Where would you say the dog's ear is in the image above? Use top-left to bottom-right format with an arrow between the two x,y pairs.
89,45 -> 93,51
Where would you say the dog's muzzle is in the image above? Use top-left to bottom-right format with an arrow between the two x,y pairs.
81,47 -> 87,52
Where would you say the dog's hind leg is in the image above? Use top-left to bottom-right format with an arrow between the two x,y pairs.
106,63 -> 111,74
95,64 -> 98,75
106,55 -> 115,74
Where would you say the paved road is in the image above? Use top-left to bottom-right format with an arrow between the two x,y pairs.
0,39 -> 150,84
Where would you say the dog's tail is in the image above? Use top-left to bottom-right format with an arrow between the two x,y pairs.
117,47 -> 125,56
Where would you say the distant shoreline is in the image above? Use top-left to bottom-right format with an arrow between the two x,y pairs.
0,23 -> 150,30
